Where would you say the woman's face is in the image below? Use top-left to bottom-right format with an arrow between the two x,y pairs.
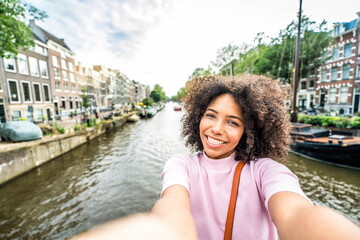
199,93 -> 245,159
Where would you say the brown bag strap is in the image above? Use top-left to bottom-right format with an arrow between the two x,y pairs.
224,161 -> 245,240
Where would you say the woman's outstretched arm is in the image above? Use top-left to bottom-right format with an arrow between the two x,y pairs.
72,184 -> 196,240
269,191 -> 360,240
151,184 -> 197,240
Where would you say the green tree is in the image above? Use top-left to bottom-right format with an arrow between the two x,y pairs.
212,43 -> 240,76
150,84 -> 166,102
142,98 -> 153,107
188,66 -> 212,80
0,0 -> 47,58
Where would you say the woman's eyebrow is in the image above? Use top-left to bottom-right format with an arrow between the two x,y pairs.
207,108 -> 242,121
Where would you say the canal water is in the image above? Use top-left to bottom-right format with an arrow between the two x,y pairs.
0,103 -> 359,239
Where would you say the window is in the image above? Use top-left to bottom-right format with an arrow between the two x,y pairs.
25,110 -> 33,121
54,68 -> 60,78
321,69 -> 327,82
342,64 -> 350,79
340,87 -> 348,103
322,50 -> 329,62
344,44 -> 352,58
29,57 -> 39,77
17,54 -> 29,75
329,88 -> 336,103
61,59 -> 67,69
62,70 -> 68,80
4,58 -> 16,72
8,79 -> 20,103
43,84 -> 50,102
55,81 -> 61,91
70,73 -> 75,82
33,83 -> 42,102
309,80 -> 314,88
69,96 -> 73,109
39,60 -> 48,78
332,47 -> 339,61
36,109 -> 43,121
301,81 -> 306,90
69,62 -> 74,71
35,44 -> 47,55
12,110 -> 21,121
356,64 -> 360,80
64,82 -> 69,91
72,84 -> 76,92
52,55 -> 59,67
21,81 -> 32,103
331,67 -> 338,81
61,96 -> 66,109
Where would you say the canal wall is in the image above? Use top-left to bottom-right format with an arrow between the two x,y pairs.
0,113 -> 133,185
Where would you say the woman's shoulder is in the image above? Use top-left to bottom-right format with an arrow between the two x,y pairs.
248,157 -> 294,175
166,152 -> 202,166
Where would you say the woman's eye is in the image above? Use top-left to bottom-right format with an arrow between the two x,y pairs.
205,113 -> 215,118
228,121 -> 239,127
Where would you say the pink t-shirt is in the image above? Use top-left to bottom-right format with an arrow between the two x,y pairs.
161,151 -> 310,240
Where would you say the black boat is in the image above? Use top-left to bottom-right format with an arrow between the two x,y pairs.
291,123 -> 360,169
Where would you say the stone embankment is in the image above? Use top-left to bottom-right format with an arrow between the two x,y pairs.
0,113 -> 135,185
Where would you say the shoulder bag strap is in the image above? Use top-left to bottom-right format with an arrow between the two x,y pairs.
224,161 -> 245,240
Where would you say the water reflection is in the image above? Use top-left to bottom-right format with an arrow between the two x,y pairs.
0,103 -> 358,239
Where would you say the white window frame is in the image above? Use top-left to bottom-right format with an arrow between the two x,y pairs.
61,59 -> 67,69
328,88 -> 336,104
340,86 -> 348,103
55,81 -> 61,91
70,73 -> 75,82
64,82 -> 69,92
54,68 -> 60,79
72,84 -> 76,93
4,58 -> 17,73
29,57 -> 40,77
52,55 -> 59,67
17,54 -> 29,75
62,70 -> 69,81
33,82 -> 42,103
331,67 -> 337,81
344,44 -> 352,58
342,64 -> 350,80
321,69 -> 327,82
39,60 -> 49,79
69,62 -> 74,71
43,84 -> 51,102
332,47 -> 339,61
7,79 -> 21,103
21,80 -> 33,103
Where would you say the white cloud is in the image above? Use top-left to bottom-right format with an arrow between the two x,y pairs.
29,0 -> 360,96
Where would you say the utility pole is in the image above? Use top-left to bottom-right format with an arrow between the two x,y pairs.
291,0 -> 303,123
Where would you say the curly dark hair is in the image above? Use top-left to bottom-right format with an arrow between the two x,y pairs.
181,74 -> 292,163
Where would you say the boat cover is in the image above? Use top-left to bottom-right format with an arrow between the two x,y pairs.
0,121 -> 43,142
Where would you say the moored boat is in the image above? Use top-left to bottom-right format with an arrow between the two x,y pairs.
291,123 -> 360,169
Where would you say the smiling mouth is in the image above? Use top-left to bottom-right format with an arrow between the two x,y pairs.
207,136 -> 226,146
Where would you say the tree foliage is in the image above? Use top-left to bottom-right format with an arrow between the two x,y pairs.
0,0 -> 47,58
150,84 -> 166,103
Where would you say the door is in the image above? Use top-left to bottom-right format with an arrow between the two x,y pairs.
320,94 -> 325,107
0,98 -> 5,123
354,94 -> 360,114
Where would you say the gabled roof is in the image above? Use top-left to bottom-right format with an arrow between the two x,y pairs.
29,20 -> 72,52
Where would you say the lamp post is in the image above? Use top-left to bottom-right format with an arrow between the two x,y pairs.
291,0 -> 303,123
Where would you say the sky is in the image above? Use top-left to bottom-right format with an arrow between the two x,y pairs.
27,0 -> 360,97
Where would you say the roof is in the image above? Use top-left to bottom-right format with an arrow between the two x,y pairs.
344,19 -> 358,31
29,21 -> 72,51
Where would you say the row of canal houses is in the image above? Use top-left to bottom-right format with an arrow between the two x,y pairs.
295,11 -> 360,115
0,20 -> 151,123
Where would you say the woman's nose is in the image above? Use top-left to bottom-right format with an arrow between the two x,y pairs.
212,120 -> 224,134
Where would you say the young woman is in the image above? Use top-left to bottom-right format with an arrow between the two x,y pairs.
151,75 -> 360,240
75,75 -> 359,240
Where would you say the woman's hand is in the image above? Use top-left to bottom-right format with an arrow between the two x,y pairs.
269,191 -> 360,240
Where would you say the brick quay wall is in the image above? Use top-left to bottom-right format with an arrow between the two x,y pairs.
0,113 -> 133,185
